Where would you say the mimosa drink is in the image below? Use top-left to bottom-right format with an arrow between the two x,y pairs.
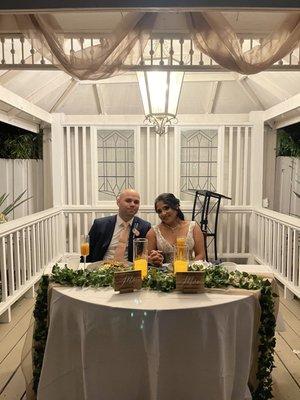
80,234 -> 90,270
174,259 -> 188,273
81,242 -> 89,256
134,258 -> 148,278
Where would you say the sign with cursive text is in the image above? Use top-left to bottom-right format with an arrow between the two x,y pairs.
114,270 -> 142,293
176,271 -> 205,293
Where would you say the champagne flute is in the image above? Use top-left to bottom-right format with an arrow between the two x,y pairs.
80,235 -> 89,270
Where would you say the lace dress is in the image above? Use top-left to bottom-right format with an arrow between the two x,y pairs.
152,221 -> 196,263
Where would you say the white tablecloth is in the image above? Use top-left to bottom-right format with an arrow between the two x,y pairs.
37,287 -> 259,400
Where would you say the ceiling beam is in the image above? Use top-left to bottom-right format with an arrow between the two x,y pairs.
0,84 -> 52,123
1,1 -> 299,12
50,78 -> 77,113
273,113 -> 300,130
206,81 -> 219,114
237,76 -> 265,110
263,92 -> 300,122
77,71 -> 238,86
0,110 -> 40,132
254,74 -> 291,101
93,84 -> 105,115
63,113 -> 250,126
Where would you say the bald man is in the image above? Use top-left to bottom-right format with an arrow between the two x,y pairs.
87,189 -> 151,262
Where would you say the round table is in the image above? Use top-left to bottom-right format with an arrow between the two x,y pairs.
37,287 -> 259,400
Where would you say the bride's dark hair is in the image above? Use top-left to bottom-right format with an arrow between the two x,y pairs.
154,193 -> 185,221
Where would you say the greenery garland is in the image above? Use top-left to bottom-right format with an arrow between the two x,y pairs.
33,264 -> 276,400
32,274 -> 50,392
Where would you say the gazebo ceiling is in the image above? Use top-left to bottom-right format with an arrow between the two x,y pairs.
0,7 -> 299,128
0,69 -> 299,119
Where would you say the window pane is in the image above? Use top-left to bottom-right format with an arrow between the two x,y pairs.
180,129 -> 218,200
97,129 -> 134,201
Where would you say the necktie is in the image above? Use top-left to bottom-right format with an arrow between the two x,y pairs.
114,221 -> 130,261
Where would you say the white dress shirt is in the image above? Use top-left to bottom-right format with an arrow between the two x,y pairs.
103,215 -> 133,261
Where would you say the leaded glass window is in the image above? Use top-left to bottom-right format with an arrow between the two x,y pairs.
97,129 -> 134,200
180,129 -> 218,200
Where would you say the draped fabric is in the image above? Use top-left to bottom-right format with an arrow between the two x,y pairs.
186,12 -> 300,75
14,12 -> 157,80
4,11 -> 300,79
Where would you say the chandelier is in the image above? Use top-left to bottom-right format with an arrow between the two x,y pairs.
137,70 -> 184,135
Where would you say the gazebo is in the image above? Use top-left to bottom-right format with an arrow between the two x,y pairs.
0,2 -> 299,399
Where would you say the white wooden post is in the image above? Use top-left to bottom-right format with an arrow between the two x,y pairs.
249,111 -> 264,207
51,113 -> 65,207
43,128 -> 52,210
263,128 -> 277,210
248,111 -> 265,262
43,114 -> 65,255
43,113 -> 65,208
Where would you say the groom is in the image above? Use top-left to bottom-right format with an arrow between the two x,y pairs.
87,189 -> 151,262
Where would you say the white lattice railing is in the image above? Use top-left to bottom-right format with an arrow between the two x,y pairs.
252,208 -> 300,298
0,205 -> 299,322
0,34 -> 299,70
0,207 -> 63,322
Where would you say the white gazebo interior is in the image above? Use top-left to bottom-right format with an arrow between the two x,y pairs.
0,3 -> 299,398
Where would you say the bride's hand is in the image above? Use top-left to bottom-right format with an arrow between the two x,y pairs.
149,250 -> 164,266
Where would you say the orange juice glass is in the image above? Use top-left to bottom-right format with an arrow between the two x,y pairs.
133,238 -> 148,279
134,258 -> 148,279
173,259 -> 188,273
173,244 -> 189,274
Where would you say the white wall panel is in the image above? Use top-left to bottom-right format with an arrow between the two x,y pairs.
62,126 -> 92,205
222,126 -> 252,206
0,159 -> 44,220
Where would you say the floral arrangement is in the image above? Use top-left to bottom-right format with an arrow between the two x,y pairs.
0,190 -> 32,223
32,263 -> 277,399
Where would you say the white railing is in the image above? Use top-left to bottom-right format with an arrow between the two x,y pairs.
62,204 -> 252,260
0,34 -> 299,71
0,207 -> 62,321
0,204 -> 299,322
251,208 -> 300,297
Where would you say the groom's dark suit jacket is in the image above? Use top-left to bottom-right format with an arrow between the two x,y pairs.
87,215 -> 151,262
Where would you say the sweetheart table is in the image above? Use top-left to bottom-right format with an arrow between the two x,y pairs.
37,285 -> 260,400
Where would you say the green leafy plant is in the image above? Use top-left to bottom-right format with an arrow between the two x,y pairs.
32,275 -> 49,392
33,264 -> 276,400
0,122 -> 43,159
277,128 -> 300,158
0,190 -> 32,223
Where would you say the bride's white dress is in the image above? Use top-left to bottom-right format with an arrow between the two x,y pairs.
152,221 -> 196,263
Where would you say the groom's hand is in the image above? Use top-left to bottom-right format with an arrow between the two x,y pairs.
149,250 -> 164,266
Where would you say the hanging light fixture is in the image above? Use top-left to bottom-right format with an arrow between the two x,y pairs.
137,70 -> 184,135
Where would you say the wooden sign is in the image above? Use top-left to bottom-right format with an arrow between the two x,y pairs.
176,271 -> 205,293
114,270 -> 142,294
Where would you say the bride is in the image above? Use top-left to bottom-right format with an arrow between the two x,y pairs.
147,193 -> 205,266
